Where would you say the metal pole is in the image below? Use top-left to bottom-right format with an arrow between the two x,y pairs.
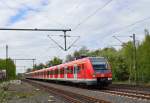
33,59 -> 35,69
64,31 -> 67,51
133,34 -> 137,85
6,45 -> 8,59
6,45 -> 8,79
0,28 -> 71,32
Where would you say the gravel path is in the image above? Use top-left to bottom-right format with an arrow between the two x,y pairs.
1,80 -> 66,103
29,80 -> 150,103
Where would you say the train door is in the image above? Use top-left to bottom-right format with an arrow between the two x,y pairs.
58,66 -> 60,78
51,68 -> 53,78
80,64 -> 85,79
74,64 -> 78,80
64,66 -> 67,80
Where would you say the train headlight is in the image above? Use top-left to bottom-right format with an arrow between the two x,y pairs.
93,73 -> 96,77
108,78 -> 112,80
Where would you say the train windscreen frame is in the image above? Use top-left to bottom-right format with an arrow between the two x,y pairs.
89,57 -> 108,72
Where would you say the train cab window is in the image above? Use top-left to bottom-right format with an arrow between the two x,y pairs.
93,64 -> 106,70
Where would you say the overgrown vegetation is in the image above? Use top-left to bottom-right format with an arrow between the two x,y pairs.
0,82 -> 10,103
0,58 -> 16,80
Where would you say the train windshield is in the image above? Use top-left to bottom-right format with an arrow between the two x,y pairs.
89,57 -> 108,72
93,64 -> 107,70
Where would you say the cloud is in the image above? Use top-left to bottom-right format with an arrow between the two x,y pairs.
0,0 -> 150,73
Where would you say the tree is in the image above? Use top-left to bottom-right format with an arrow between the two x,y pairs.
137,30 -> 150,82
65,54 -> 74,62
121,42 -> 134,82
26,68 -> 32,73
34,63 -> 46,70
73,46 -> 89,59
49,57 -> 62,66
0,58 -> 16,80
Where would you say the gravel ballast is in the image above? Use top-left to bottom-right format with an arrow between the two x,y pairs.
28,80 -> 150,103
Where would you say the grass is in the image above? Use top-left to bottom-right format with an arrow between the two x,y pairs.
112,80 -> 150,87
0,87 -> 9,103
16,92 -> 34,99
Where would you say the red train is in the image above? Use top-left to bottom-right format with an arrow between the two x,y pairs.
25,57 -> 112,86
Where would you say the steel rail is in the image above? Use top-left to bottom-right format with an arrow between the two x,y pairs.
23,79 -> 110,103
102,89 -> 150,100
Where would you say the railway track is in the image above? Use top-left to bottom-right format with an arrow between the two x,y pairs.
23,79 -> 111,103
101,89 -> 150,100
102,85 -> 150,100
109,84 -> 150,92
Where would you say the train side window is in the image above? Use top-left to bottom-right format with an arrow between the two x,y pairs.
60,68 -> 64,74
64,67 -> 67,74
58,67 -> 60,74
53,69 -> 56,75
66,66 -> 68,73
67,67 -> 70,74
60,69 -> 62,74
50,70 -> 52,75
70,66 -> 73,74
74,65 -> 81,74
48,71 -> 50,75
52,70 -> 54,75
77,65 -> 81,73
55,69 -> 58,74
62,68 -> 64,74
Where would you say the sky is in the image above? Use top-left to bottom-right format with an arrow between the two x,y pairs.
0,0 -> 150,73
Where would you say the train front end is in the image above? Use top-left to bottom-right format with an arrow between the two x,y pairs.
90,57 -> 112,86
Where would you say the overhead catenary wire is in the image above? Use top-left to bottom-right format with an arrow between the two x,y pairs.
67,36 -> 80,50
73,0 -> 113,30
47,35 -> 65,51
112,36 -> 126,44
47,34 -> 80,51
111,16 -> 150,35
101,16 -> 150,46
41,0 -> 82,30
